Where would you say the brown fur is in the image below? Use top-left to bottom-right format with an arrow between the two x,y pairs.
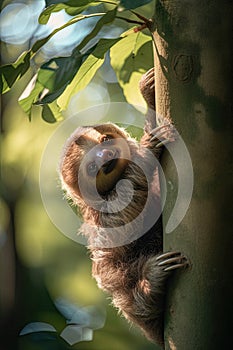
59,69 -> 186,347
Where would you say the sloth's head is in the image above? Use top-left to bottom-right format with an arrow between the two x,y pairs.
60,123 -> 137,203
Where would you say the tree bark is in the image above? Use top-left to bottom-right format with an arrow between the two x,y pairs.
152,1 -> 233,349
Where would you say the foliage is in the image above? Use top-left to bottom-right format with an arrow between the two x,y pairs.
19,298 -> 106,348
0,0 -> 153,122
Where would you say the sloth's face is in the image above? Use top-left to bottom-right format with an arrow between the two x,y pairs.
76,126 -> 131,196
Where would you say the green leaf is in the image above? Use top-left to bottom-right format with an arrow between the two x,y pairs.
36,50 -> 83,104
42,105 -> 56,123
33,9 -> 117,104
32,14 -> 88,54
39,0 -> 117,24
39,4 -> 66,24
42,103 -> 63,123
65,0 -> 116,16
18,51 -> 78,120
110,32 -> 153,108
18,72 -> 63,121
77,7 -> 118,52
1,12 -> 104,94
0,52 -> 30,94
18,76 -> 44,119
120,0 -> 153,10
58,37 -> 122,110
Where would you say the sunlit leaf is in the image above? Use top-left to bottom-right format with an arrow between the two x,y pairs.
0,5 -> 118,96
58,37 -> 122,110
20,322 -> 57,336
110,32 -> 152,83
39,4 -> 69,24
36,10 -> 117,106
77,7 -> 118,52
65,5 -> 100,16
1,14 -> 93,94
36,50 -> 83,104
110,32 -> 153,107
18,74 -> 63,121
31,14 -> 88,54
40,0 -> 118,24
19,77 -> 44,119
0,52 -> 30,94
120,0 -> 153,10
65,0 -> 118,17
21,40 -> 109,120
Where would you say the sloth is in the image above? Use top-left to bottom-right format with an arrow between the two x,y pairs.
59,68 -> 188,347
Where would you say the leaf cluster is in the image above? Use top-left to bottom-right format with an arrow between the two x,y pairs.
19,298 -> 106,349
1,0 -> 154,122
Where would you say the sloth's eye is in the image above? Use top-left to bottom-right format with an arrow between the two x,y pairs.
101,135 -> 113,144
87,162 -> 98,176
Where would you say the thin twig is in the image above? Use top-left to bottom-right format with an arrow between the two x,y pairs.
116,15 -> 144,25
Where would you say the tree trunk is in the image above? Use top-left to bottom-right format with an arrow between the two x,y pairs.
152,1 -> 233,349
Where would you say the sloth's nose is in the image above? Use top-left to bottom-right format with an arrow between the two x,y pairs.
96,149 -> 115,162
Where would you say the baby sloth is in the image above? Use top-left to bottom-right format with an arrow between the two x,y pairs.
59,68 -> 187,347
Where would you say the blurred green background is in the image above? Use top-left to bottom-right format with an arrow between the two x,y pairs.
0,0 -> 157,349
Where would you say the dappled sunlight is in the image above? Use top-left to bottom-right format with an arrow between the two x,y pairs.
0,1 -> 45,45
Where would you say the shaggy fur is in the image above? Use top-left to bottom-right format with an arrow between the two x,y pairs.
59,69 -> 186,347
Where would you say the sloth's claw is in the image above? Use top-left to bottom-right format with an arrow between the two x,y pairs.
139,68 -> 155,109
150,123 -> 177,146
155,140 -> 171,148
149,123 -> 171,136
156,251 -> 189,272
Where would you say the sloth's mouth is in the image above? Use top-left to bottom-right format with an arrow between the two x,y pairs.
101,149 -> 119,174
102,158 -> 118,174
